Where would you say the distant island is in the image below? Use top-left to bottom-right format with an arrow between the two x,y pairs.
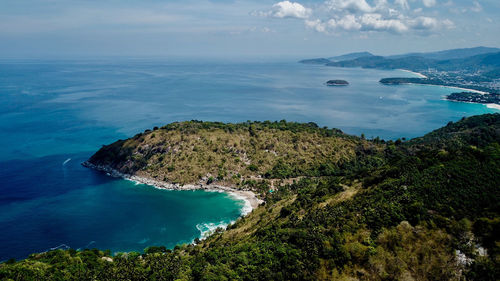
326,79 -> 349,86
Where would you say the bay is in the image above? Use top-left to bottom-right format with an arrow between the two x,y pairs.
0,59 -> 496,260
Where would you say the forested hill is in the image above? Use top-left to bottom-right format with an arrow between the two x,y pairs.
325,52 -> 500,74
408,113 -> 500,149
85,120 -> 378,191
299,47 -> 500,79
1,114 -> 499,281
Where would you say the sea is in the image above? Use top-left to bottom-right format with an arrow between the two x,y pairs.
0,58 -> 496,260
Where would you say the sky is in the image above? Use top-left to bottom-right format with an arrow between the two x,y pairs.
0,0 -> 499,59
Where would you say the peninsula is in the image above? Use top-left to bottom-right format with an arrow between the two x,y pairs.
446,91 -> 500,105
83,120 -> 368,199
2,114 -> 500,280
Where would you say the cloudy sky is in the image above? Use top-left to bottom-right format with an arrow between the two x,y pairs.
0,0 -> 499,58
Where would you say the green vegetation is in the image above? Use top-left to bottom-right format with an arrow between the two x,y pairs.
447,92 -> 500,105
2,114 -> 500,280
300,47 -> 500,65
316,51 -> 500,80
379,78 -> 497,94
86,120 -> 377,190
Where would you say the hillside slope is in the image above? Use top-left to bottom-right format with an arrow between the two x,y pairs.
387,46 -> 500,60
85,120 -> 380,193
326,52 -> 500,74
1,114 -> 499,281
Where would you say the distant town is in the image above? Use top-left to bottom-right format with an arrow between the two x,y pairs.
301,47 -> 500,105
419,68 -> 500,94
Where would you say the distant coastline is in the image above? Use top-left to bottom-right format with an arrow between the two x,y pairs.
440,86 -> 488,95
398,69 -> 428,79
380,77 -> 491,94
379,74 -> 500,109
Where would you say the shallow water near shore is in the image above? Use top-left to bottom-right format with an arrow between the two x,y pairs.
0,58 -> 496,260
0,153 -> 243,260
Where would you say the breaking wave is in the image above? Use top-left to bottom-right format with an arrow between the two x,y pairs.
195,221 -> 231,240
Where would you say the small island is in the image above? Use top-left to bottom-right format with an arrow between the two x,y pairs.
326,79 -> 349,86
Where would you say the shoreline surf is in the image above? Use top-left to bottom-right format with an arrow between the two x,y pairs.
82,161 -> 263,216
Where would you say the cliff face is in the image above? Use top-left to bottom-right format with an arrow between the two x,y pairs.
86,120 -> 381,190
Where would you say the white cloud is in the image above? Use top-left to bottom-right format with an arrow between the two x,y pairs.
267,0 -> 457,36
408,16 -> 438,30
360,13 -> 408,33
272,1 -> 311,19
422,0 -> 436,8
471,1 -> 482,12
408,17 -> 455,31
442,19 -> 455,29
327,0 -> 374,13
394,0 -> 410,10
337,14 -> 362,30
305,19 -> 327,32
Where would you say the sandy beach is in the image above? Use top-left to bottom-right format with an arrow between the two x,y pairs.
396,82 -> 490,95
439,85 -> 489,95
399,69 -> 428,78
83,162 -> 263,215
487,103 -> 500,110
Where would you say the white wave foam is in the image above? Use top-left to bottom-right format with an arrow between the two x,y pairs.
49,244 -> 70,251
227,192 -> 253,216
196,221 -> 231,239
62,158 -> 71,166
123,177 -> 151,187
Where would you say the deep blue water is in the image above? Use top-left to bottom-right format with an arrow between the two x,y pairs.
0,59 -> 496,260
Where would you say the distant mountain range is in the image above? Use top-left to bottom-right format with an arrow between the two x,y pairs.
300,47 -> 500,79
386,46 -> 500,60
328,51 -> 374,62
300,52 -> 374,64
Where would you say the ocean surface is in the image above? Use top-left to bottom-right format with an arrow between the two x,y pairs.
0,58 -> 496,260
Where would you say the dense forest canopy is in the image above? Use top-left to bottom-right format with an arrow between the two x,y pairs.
1,114 -> 499,281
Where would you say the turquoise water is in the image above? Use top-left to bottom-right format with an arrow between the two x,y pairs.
0,59 -> 496,260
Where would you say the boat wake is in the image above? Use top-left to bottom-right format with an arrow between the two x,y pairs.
62,158 -> 71,166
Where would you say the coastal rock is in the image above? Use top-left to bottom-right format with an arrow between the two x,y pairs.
81,161 -> 263,211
